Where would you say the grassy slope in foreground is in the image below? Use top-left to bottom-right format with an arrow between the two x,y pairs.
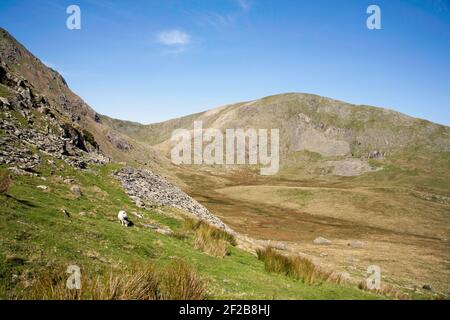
0,160 -> 383,300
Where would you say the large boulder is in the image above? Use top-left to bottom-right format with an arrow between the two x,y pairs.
313,236 -> 333,245
70,185 -> 82,197
60,123 -> 88,152
0,97 -> 10,109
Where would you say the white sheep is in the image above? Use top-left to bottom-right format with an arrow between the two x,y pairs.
118,210 -> 130,227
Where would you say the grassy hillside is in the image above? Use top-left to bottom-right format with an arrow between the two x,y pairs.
100,110 -> 207,147
0,161 -> 384,300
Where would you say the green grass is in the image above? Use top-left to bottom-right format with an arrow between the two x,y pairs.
0,161 -> 384,300
0,84 -> 12,98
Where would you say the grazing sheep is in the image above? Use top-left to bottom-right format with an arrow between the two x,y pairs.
118,210 -> 130,227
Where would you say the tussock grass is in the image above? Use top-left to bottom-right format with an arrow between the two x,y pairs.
175,218 -> 236,257
15,261 -> 206,300
256,247 -> 332,284
194,232 -> 229,258
0,170 -> 12,194
185,218 -> 236,244
160,260 -> 207,300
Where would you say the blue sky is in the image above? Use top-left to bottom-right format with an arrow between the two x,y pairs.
0,0 -> 449,125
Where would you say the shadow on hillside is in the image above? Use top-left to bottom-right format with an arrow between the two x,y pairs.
1,194 -> 39,208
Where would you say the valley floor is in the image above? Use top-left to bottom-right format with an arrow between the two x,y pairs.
175,159 -> 450,296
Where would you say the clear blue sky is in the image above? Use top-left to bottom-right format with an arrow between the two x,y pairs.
0,0 -> 449,125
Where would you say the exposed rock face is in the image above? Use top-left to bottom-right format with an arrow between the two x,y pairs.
0,61 -> 109,170
0,97 -> 10,107
287,113 -> 352,157
106,132 -> 133,151
0,28 -> 97,124
113,167 -> 233,233
61,123 -> 88,152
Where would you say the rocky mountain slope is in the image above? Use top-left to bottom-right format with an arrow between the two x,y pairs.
103,92 -> 450,177
0,28 -> 173,172
0,60 -> 109,171
0,28 -> 230,231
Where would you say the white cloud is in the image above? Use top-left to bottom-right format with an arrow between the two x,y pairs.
156,29 -> 191,46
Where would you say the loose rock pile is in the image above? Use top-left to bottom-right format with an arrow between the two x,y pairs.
0,135 -> 40,170
114,167 -> 233,234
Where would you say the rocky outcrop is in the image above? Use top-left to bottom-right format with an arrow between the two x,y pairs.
113,167 -> 233,234
1,28 -> 97,124
0,135 -> 40,170
367,150 -> 385,159
287,113 -> 352,157
106,132 -> 133,151
0,61 -> 109,170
